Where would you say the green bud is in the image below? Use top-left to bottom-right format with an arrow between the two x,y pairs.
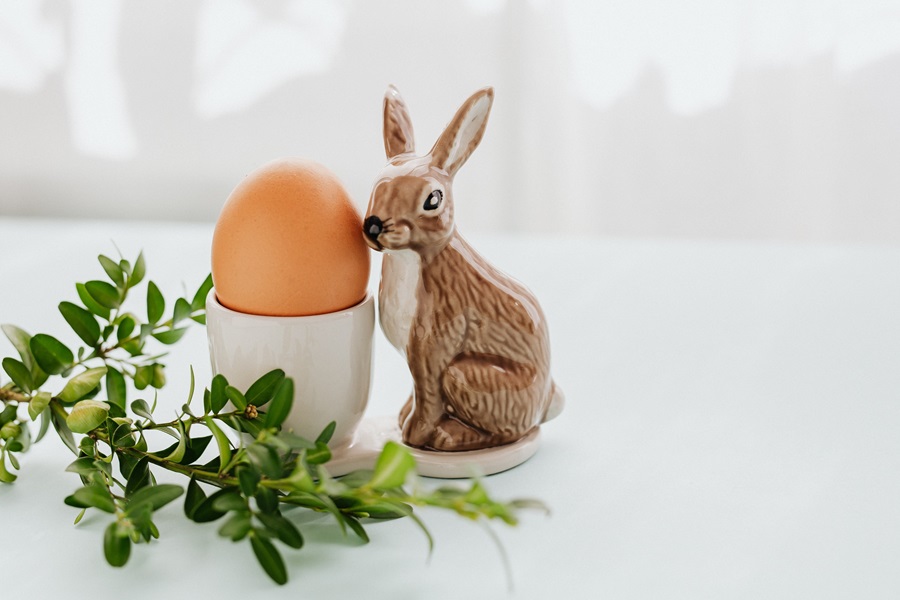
79,436 -> 96,455
1,422 -> 21,440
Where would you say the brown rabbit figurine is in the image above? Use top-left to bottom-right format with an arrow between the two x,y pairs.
363,85 -> 564,452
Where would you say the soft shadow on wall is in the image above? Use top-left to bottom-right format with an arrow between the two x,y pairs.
0,0 -> 899,243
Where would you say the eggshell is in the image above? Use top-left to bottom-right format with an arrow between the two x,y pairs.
211,158 -> 370,316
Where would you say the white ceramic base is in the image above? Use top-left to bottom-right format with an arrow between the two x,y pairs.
327,415 -> 541,479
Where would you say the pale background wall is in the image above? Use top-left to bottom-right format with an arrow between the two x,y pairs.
1,0 -> 899,242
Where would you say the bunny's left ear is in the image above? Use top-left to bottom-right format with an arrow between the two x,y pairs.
384,85 -> 415,159
430,87 -> 494,176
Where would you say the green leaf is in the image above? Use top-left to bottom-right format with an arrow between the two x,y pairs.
112,422 -> 136,447
116,315 -> 136,342
29,334 -> 74,375
212,492 -> 247,512
369,441 -> 416,490
232,415 -> 264,438
78,434 -> 96,456
192,274 -> 214,311
184,477 -> 207,519
210,374 -> 228,413
2,324 -> 34,371
250,533 -> 288,585
58,301 -> 101,346
2,357 -> 33,392
0,405 -> 16,426
309,493 -> 348,535
59,367 -> 107,403
76,283 -> 111,320
98,255 -> 125,287
245,369 -> 285,408
147,281 -> 164,324
118,451 -> 139,480
247,444 -> 282,479
276,431 -> 315,451
225,385 -> 247,410
126,484 -> 184,515
85,280 -> 121,309
151,363 -> 166,389
304,442 -> 332,465
344,515 -> 370,543
186,365 -> 196,407
281,492 -> 329,511
265,379 -> 293,429
133,366 -> 153,391
66,399 -> 110,434
173,297 -> 192,325
352,501 -> 413,520
237,465 -> 260,496
65,485 -> 116,513
6,450 -> 20,469
161,429 -> 186,463
138,323 -> 154,343
106,368 -> 127,411
284,463 -> 315,492
0,454 -> 17,483
257,513 -> 304,549
254,487 -> 278,514
65,456 -> 99,476
125,457 -> 151,497
130,399 -> 153,420
34,406 -> 51,443
152,328 -> 187,345
225,386 -> 247,411
191,488 -> 238,523
28,391 -> 51,421
218,512 -> 252,541
205,416 -> 232,474
119,258 -> 132,278
50,405 -> 78,454
129,251 -> 146,289
316,421 -> 337,445
104,522 -> 131,567
134,365 -> 153,390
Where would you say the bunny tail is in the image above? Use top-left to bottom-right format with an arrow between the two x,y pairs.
542,382 -> 565,423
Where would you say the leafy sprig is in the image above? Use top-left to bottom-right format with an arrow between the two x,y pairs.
0,250 -> 546,585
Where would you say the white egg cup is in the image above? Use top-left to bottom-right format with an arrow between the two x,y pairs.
206,289 -> 541,478
206,289 -> 375,448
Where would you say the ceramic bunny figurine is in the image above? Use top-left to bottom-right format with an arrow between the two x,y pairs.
363,85 -> 564,452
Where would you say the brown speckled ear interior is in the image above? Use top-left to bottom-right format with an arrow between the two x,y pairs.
430,87 -> 494,177
383,85 -> 416,159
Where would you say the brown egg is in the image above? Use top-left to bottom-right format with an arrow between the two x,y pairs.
211,158 -> 370,316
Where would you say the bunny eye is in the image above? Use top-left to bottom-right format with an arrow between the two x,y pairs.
423,190 -> 442,211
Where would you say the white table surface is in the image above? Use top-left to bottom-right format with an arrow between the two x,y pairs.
1,218 -> 898,599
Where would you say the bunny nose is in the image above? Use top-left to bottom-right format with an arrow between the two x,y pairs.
364,215 -> 383,241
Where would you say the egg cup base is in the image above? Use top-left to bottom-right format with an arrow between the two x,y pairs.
326,415 -> 541,479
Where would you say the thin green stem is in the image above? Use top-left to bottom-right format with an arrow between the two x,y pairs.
122,446 -> 234,487
138,410 -> 243,432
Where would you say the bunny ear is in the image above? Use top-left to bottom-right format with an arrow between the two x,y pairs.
430,87 -> 494,176
383,85 -> 415,159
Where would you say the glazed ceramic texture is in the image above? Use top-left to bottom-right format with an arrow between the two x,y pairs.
362,85 -> 564,452
206,289 -> 375,447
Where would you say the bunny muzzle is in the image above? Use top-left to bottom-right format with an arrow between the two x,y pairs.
362,214 -> 413,252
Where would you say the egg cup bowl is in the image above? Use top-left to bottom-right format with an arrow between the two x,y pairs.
206,289 -> 375,449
